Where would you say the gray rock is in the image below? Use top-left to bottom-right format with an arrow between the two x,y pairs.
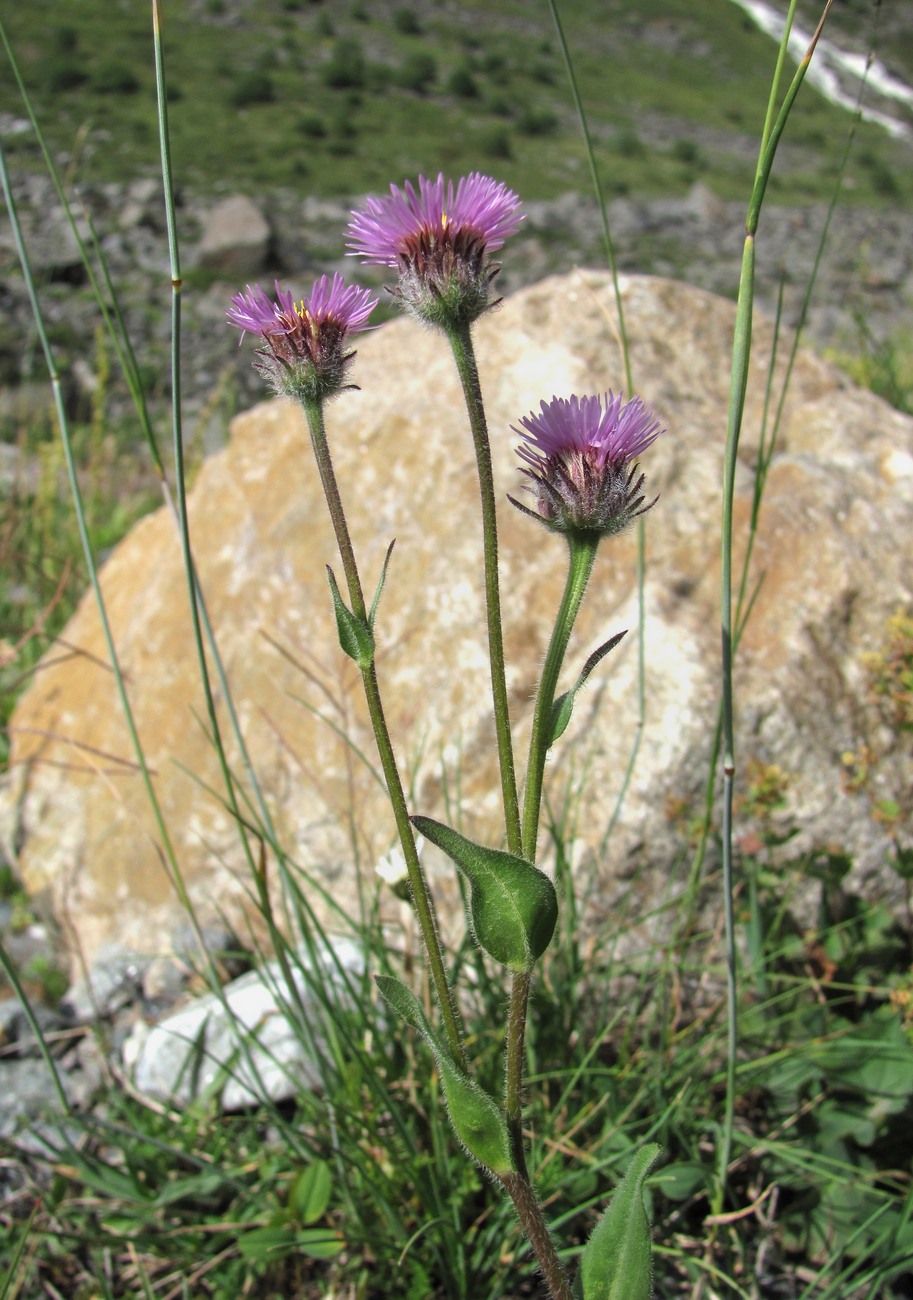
194,194 -> 271,278
63,947 -> 150,1022
0,997 -> 22,1046
128,938 -> 364,1109
0,1057 -> 73,1138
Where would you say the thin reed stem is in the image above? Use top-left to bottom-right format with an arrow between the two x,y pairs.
0,138 -> 186,920
445,322 -> 522,857
546,0 -> 632,396
302,398 -> 465,1068
716,0 -> 834,1212
548,0 -> 651,863
153,0 -> 321,1041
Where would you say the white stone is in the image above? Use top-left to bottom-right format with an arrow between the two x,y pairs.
129,939 -> 365,1109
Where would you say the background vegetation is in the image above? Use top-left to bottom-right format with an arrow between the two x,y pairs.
1,0 -> 911,205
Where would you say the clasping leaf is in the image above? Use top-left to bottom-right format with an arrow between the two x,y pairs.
550,630 -> 627,746
375,974 -> 511,1176
326,565 -> 374,669
411,816 -> 557,971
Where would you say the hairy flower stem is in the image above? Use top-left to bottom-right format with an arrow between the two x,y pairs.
522,533 -> 600,862
303,398 -> 465,1068
505,966 -> 531,1177
499,1171 -> 574,1300
501,535 -> 598,1300
446,322 -> 522,857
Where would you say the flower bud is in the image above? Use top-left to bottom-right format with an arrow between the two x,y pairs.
510,392 -> 663,538
346,172 -> 523,329
227,273 -> 376,403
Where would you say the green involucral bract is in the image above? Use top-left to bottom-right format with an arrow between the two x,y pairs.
375,975 -> 512,1176
411,816 -> 558,971
574,1143 -> 661,1300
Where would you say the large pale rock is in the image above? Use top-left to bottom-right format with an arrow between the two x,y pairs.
2,272 -> 911,976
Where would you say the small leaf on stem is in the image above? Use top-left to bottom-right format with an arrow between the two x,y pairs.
326,565 -> 375,669
368,538 -> 396,630
550,630 -> 627,746
411,816 -> 557,970
375,975 -> 512,1175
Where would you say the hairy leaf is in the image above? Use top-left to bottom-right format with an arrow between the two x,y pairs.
575,1144 -> 661,1300
375,974 -> 511,1175
411,816 -> 557,970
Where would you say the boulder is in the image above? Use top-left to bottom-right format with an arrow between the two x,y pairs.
1,271 -> 911,978
194,194 -> 271,278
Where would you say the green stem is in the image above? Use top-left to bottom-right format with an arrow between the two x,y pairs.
522,533 -> 600,863
445,322 -> 522,857
500,533 -> 597,1300
505,966 -> 532,1178
499,1172 -> 574,1300
714,5 -> 835,1214
303,399 -> 465,1068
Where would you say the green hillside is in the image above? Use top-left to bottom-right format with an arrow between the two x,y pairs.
1,0 -> 910,205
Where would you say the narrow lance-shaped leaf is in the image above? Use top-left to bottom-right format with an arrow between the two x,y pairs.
326,565 -> 374,669
375,975 -> 512,1176
550,630 -> 627,746
368,539 -> 396,630
411,816 -> 558,971
574,1144 -> 661,1300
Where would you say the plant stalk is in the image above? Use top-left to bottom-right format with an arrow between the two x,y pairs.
303,398 -> 465,1067
502,532 -> 598,1300
505,966 -> 532,1179
522,533 -> 600,863
499,1171 -> 574,1300
445,322 -> 522,857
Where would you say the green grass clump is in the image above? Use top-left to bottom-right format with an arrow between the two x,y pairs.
831,322 -> 913,419
3,828 -> 913,1298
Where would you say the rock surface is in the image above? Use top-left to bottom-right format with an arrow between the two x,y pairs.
1,271 -> 911,977
126,939 -> 365,1110
195,194 -> 272,278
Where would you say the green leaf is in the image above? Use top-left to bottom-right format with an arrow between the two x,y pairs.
652,1160 -> 707,1201
411,816 -> 557,971
289,1160 -> 332,1224
575,1144 -> 661,1300
326,565 -> 374,669
238,1225 -> 295,1260
550,630 -> 626,745
374,971 -> 436,1040
151,1170 -> 231,1207
368,539 -> 396,630
375,974 -> 512,1175
294,1227 -> 345,1259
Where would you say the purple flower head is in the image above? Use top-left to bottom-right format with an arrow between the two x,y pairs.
346,172 -> 523,328
510,393 -> 663,538
226,274 -> 377,402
